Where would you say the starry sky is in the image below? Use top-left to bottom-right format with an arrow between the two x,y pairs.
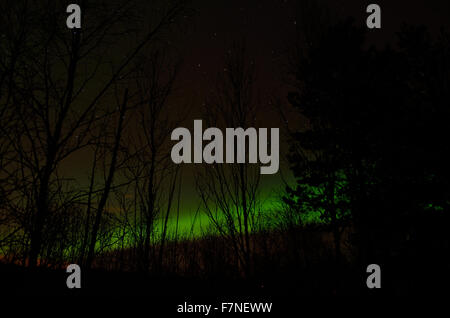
62,0 -> 450,234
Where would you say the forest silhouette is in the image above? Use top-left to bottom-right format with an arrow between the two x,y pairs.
0,0 -> 449,309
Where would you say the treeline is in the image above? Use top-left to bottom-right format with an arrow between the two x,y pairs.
0,1 -> 449,295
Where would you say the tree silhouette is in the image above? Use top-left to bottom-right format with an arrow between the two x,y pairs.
196,40 -> 262,278
123,48 -> 183,272
0,0 -> 188,267
285,18 -> 450,287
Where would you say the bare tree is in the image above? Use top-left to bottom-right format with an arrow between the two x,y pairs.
121,47 -> 184,272
0,0 -> 34,261
0,0 -> 188,267
83,87 -> 129,269
196,41 -> 262,278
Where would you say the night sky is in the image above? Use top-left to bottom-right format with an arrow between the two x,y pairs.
61,0 -> 450,234
4,1 -> 450,306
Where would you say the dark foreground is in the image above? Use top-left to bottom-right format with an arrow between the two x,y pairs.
1,258 -> 448,315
